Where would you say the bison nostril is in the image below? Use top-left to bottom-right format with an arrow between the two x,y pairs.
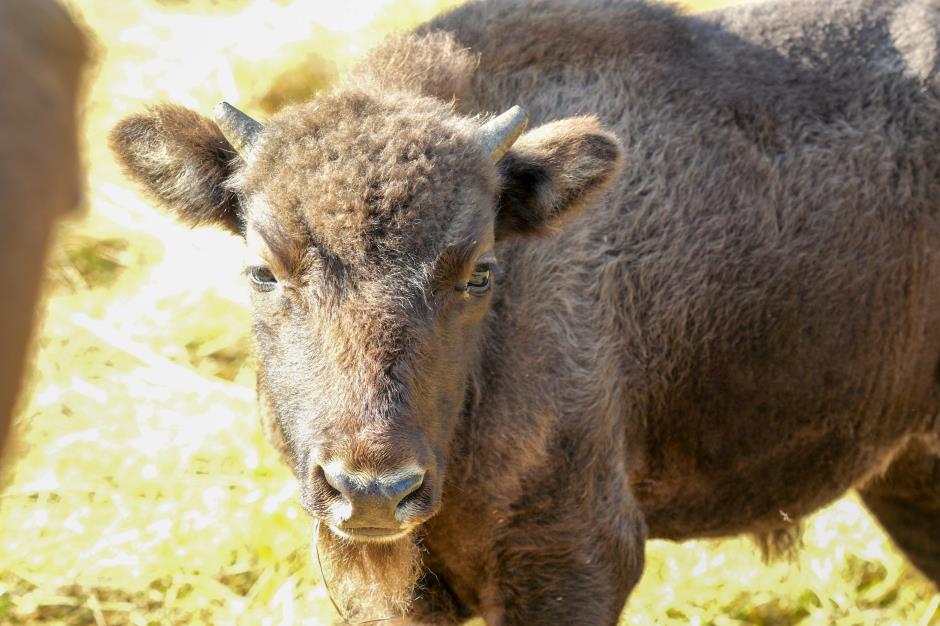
382,471 -> 425,502
395,474 -> 437,519
315,464 -> 346,500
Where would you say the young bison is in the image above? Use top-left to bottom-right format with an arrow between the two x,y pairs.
111,0 -> 940,622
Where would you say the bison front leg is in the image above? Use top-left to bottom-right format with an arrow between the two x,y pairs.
481,484 -> 647,626
859,437 -> 940,587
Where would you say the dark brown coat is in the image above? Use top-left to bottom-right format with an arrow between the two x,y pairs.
0,0 -> 87,463
111,0 -> 940,623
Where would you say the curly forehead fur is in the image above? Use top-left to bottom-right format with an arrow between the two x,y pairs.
237,90 -> 495,268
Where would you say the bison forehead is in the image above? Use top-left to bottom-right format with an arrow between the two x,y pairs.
239,90 -> 495,264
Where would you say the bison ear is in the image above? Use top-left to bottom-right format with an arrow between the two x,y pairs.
109,104 -> 244,234
494,116 -> 622,239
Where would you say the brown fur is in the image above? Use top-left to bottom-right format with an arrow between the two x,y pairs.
0,0 -> 87,464
111,0 -> 940,622
316,523 -> 424,621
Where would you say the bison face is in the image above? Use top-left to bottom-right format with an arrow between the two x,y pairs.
231,92 -> 509,542
110,91 -> 622,544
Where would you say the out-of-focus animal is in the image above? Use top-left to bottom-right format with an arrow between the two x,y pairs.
111,0 -> 940,622
0,0 -> 87,463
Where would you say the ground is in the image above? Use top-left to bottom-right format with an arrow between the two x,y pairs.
0,0 -> 937,624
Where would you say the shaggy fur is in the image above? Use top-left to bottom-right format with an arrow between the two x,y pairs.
0,0 -> 87,463
316,523 -> 423,621
111,0 -> 940,623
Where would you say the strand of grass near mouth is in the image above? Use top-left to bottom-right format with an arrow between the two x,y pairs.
314,519 -> 403,625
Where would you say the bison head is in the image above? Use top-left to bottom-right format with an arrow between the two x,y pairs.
111,89 -> 620,615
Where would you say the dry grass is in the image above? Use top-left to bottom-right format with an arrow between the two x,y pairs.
0,0 -> 937,624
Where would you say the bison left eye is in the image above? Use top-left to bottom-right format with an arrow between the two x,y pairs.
248,265 -> 278,291
467,265 -> 492,293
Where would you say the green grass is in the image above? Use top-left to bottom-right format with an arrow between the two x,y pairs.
1,0 -> 937,624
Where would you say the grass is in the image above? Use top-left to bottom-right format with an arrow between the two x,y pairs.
0,0 -> 938,624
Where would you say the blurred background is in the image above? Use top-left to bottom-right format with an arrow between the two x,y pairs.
0,0 -> 937,624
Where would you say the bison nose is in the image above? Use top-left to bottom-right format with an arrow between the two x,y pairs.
322,465 -> 427,531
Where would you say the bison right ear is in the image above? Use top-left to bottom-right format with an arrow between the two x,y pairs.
109,104 -> 244,234
494,116 -> 622,239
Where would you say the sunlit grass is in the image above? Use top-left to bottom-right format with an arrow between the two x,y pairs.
1,0 -> 937,624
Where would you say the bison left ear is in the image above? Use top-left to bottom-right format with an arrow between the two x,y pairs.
109,104 -> 244,234
494,116 -> 623,239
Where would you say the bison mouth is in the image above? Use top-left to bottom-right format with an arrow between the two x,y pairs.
328,523 -> 415,543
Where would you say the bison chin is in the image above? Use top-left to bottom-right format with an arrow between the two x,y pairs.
315,521 -> 422,621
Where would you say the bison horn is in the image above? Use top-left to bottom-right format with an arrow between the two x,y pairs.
214,101 -> 263,158
479,105 -> 528,163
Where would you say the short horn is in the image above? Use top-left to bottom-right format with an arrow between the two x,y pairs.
214,101 -> 263,157
479,105 -> 528,163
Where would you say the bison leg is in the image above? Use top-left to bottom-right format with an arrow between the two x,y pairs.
859,438 -> 940,587
483,525 -> 646,625
480,484 -> 647,625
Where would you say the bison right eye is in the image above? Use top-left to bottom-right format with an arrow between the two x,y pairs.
248,265 -> 278,291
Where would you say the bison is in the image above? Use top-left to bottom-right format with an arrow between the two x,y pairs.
0,0 -> 87,463
111,0 -> 940,622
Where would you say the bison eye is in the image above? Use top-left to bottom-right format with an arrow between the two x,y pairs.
466,265 -> 492,294
248,265 -> 278,291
